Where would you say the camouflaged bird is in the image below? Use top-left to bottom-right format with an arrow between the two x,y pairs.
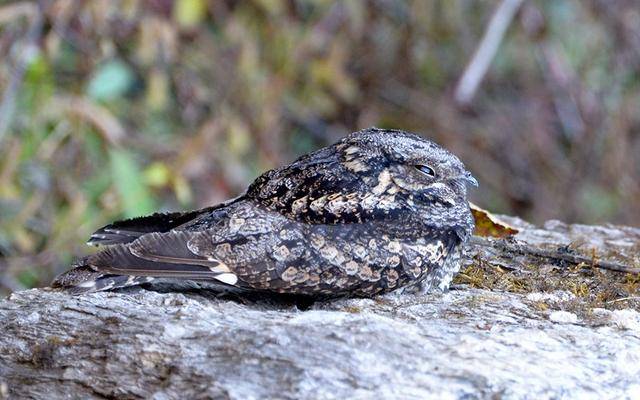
53,128 -> 477,297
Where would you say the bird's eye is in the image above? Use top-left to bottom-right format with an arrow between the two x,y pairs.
415,164 -> 436,177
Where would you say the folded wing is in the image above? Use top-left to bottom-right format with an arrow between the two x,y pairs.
79,230 -> 239,286
87,207 -> 218,246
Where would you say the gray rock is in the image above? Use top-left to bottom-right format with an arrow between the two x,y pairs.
1,220 -> 639,399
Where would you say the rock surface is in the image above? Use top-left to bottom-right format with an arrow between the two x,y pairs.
1,219 -> 639,399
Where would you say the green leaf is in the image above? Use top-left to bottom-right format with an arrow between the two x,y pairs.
109,149 -> 156,218
22,54 -> 53,110
143,162 -> 171,187
17,269 -> 39,289
87,59 -> 134,101
174,0 -> 207,28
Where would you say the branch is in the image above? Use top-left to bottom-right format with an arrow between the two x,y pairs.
454,0 -> 525,106
470,236 -> 640,274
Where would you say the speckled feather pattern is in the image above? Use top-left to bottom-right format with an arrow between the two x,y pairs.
53,128 -> 476,297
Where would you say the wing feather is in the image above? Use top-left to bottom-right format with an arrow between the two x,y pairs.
87,210 -> 208,246
84,231 -> 239,285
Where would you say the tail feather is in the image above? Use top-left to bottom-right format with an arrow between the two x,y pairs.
51,265 -> 155,294
66,275 -> 155,295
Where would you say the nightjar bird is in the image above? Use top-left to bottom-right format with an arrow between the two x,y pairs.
53,128 -> 477,297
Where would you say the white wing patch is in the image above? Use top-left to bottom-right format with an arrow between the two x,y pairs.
215,273 -> 238,285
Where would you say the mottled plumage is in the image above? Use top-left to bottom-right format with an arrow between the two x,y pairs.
53,128 -> 477,297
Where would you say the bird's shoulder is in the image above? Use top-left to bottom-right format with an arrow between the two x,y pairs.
244,144 -> 404,224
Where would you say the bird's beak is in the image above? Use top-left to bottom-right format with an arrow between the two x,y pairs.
462,171 -> 478,187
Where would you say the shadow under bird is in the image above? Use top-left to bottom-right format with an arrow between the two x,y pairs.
53,128 -> 478,297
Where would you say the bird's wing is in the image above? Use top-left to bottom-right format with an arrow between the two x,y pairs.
81,230 -> 240,286
75,199 -> 288,290
86,210 -> 209,246
246,146 -> 397,224
86,196 -> 248,246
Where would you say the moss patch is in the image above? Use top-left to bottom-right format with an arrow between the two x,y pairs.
454,254 -> 640,316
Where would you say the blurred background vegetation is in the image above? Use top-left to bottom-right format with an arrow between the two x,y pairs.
0,0 -> 639,294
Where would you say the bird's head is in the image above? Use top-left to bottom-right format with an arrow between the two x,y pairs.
339,128 -> 477,208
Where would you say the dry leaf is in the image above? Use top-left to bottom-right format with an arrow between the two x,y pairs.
470,202 -> 519,237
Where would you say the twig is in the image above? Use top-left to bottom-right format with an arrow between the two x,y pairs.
454,0 -> 525,106
606,296 -> 640,304
50,95 -> 125,145
469,236 -> 640,275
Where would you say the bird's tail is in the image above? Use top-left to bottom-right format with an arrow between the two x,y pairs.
51,263 -> 154,294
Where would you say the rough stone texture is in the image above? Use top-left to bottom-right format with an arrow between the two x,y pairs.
1,219 -> 639,400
